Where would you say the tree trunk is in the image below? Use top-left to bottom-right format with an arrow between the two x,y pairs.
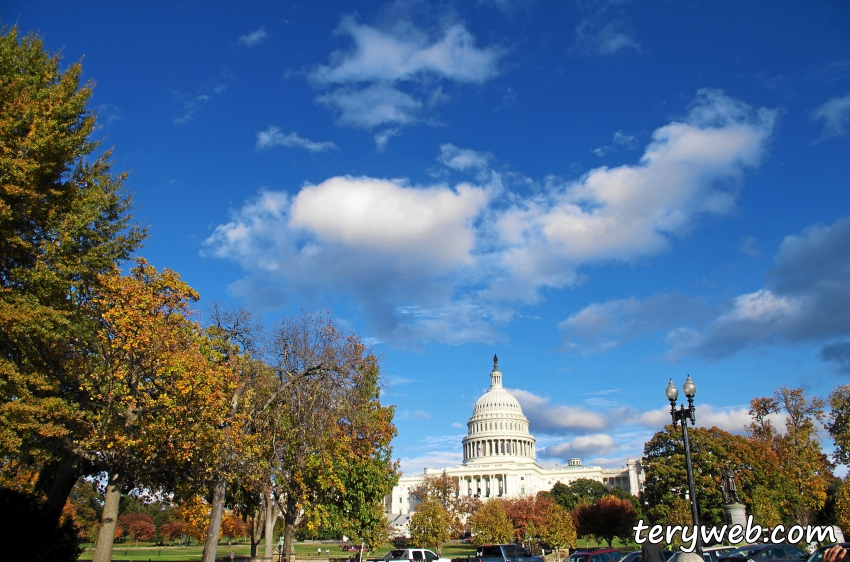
282,509 -> 298,562
92,469 -> 124,562
250,507 -> 265,557
202,477 -> 227,562
45,462 -> 81,519
264,493 -> 281,557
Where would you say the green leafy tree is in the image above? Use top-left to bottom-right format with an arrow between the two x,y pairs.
409,497 -> 451,554
834,478 -> 850,537
538,503 -> 576,562
642,424 -> 777,526
547,479 -> 607,512
0,24 -> 145,513
470,499 -> 514,545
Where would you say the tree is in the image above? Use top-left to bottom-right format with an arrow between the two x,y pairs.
826,386 -> 850,465
259,314 -> 397,562
749,387 -> 834,525
221,510 -> 249,546
469,499 -> 514,545
160,520 -> 185,545
502,494 -> 556,542
574,496 -> 637,547
834,478 -> 850,537
538,503 -> 576,562
642,424 -> 778,526
547,479 -> 607,512
76,261 -> 234,562
409,497 -> 451,554
0,24 -> 145,515
412,471 -> 479,539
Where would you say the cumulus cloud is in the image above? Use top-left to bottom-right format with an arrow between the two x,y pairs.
490,89 -> 776,301
238,27 -> 268,47
811,90 -> 850,139
543,434 -> 617,459
559,216 -> 850,367
256,126 -> 338,152
309,15 -> 501,133
508,388 -> 609,434
206,90 -> 775,344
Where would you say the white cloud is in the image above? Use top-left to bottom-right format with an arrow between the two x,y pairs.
398,450 -> 462,476
206,91 -> 775,344
438,143 -> 494,172
256,127 -> 338,152
560,215 -> 850,368
375,127 -> 402,151
452,422 -> 464,428
508,388 -> 609,434
311,17 -> 500,85
543,434 -> 617,459
811,90 -> 850,138
309,15 -> 501,133
489,89 -> 775,302
399,410 -> 431,420
238,27 -> 268,47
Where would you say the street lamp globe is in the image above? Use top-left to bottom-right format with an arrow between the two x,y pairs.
683,375 -> 696,398
666,379 -> 679,402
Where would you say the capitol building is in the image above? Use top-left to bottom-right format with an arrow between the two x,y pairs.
385,358 -> 644,530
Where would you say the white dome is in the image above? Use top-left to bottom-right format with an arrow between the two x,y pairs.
461,356 -> 536,465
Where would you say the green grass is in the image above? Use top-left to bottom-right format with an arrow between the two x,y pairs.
76,539 -> 640,561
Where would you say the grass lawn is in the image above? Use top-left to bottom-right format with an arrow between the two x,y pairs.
76,539 -> 640,561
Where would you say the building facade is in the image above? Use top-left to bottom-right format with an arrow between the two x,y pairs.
385,358 -> 644,532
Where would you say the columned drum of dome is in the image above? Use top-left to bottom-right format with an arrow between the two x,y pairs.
461,356 -> 536,465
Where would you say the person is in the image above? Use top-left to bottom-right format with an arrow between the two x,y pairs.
319,548 -> 322,556
642,540 -> 663,562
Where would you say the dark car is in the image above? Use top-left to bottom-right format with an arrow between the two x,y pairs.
616,550 -> 675,562
719,544 -> 809,562
568,549 -> 623,562
806,543 -> 850,562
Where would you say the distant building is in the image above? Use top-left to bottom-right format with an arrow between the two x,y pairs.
385,358 -> 644,534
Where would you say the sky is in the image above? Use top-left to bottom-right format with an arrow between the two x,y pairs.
6,0 -> 850,476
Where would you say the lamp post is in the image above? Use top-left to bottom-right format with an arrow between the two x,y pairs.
666,375 -> 702,555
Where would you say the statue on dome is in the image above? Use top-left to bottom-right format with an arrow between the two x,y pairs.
493,354 -> 499,370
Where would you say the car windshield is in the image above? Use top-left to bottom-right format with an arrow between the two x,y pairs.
570,556 -> 589,562
388,551 -> 409,560
505,546 -> 532,558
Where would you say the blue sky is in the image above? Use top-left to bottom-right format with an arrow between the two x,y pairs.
8,1 -> 850,475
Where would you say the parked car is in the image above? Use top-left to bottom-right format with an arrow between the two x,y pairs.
806,543 -> 850,562
702,546 -> 736,562
719,544 -> 809,562
386,549 -> 452,562
467,544 -> 544,562
613,550 -> 675,562
567,549 -> 623,562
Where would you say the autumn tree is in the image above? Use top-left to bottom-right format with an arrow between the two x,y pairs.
412,471 -> 479,538
538,503 -> 576,562
502,494 -> 556,542
72,261 -> 234,562
200,312 -> 398,562
160,520 -> 185,545
834,478 -> 850,537
0,25 -> 145,514
748,387 -> 834,525
409,497 -> 451,554
469,499 -> 514,545
574,495 -> 637,547
221,509 -> 249,546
